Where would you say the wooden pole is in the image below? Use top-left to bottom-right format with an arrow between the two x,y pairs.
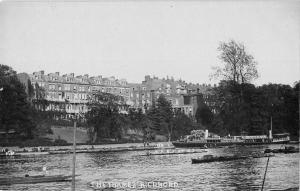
270,116 -> 272,133
72,121 -> 76,191
261,156 -> 270,191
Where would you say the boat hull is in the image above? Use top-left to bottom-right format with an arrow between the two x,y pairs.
172,140 -> 290,148
0,175 -> 72,185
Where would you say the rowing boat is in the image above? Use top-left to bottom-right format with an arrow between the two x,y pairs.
0,175 -> 73,185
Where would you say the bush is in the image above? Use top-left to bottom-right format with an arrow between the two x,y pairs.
53,138 -> 69,146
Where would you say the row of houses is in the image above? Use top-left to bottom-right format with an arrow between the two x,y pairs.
18,71 -> 217,119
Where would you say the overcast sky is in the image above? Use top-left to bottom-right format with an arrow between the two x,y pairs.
0,0 -> 299,86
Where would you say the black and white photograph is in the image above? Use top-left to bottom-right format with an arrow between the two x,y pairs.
0,0 -> 299,190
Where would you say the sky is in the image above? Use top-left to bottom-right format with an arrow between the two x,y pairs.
0,0 -> 299,86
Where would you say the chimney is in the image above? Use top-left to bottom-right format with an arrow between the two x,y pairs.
40,70 -> 44,75
55,72 -> 60,76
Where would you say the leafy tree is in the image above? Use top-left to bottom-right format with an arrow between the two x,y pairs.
257,83 -> 299,139
195,105 -> 214,127
211,80 -> 299,139
139,116 -> 155,142
172,111 -> 194,140
32,82 -> 49,111
85,92 -> 128,142
210,41 -> 260,136
211,40 -> 258,84
148,95 -> 174,141
0,64 -> 35,141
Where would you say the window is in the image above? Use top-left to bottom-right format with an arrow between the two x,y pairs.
49,84 -> 55,90
65,84 -> 70,91
38,82 -> 45,87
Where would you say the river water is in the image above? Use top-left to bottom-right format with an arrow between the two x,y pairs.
0,144 -> 299,191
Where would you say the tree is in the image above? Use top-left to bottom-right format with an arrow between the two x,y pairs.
211,40 -> 258,84
195,105 -> 213,127
32,83 -> 48,111
0,64 -> 35,141
210,41 -> 260,136
85,92 -> 128,142
172,111 -> 194,140
148,95 -> 174,141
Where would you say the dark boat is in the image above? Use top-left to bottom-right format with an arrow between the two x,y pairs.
191,155 -> 248,164
264,146 -> 299,154
0,175 -> 73,185
191,153 -> 274,164
173,130 -> 290,148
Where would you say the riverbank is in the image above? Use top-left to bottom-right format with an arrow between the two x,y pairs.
0,142 -> 175,156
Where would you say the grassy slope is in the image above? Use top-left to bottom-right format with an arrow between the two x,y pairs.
45,126 -> 89,144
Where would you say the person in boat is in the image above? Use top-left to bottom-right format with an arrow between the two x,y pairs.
2,148 -> 9,153
6,150 -> 15,156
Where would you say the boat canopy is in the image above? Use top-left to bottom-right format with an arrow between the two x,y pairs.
241,135 -> 268,139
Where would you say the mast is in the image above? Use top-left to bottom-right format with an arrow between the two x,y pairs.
269,116 -> 272,139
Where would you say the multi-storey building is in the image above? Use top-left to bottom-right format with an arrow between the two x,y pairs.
25,71 -> 216,118
129,75 -> 215,116
29,71 -> 131,117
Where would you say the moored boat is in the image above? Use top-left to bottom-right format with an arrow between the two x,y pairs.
191,153 -> 274,164
172,129 -> 290,148
0,175 -> 73,185
264,146 -> 299,154
191,154 -> 248,164
141,149 -> 207,156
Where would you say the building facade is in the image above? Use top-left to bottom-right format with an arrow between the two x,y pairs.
29,71 -> 131,116
27,71 -> 216,118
